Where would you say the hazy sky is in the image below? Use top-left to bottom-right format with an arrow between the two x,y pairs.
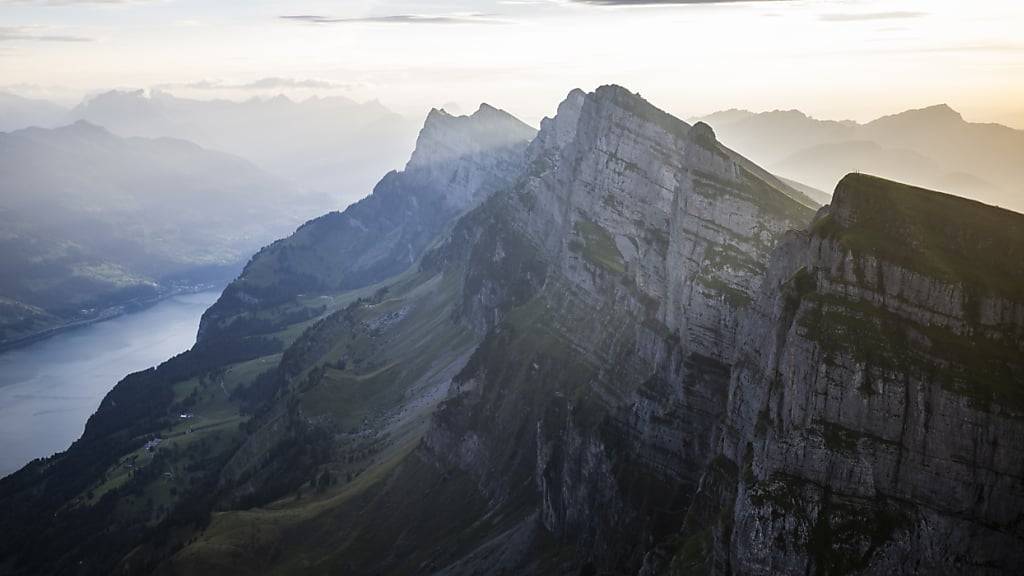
2,0 -> 1023,127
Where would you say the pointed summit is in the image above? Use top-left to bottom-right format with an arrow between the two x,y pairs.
912,103 -> 963,120
472,102 -> 501,117
531,88 -> 586,154
406,102 -> 535,171
197,98 -> 536,343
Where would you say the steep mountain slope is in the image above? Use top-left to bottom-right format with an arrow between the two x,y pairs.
0,122 -> 319,346
696,105 -> 1024,213
69,90 -> 421,204
197,103 -> 535,345
670,174 -> 1024,575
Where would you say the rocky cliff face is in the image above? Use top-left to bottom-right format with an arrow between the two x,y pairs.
413,85 -> 818,573
690,174 -> 1024,575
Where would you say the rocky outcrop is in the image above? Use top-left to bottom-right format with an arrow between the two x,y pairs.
697,174 -> 1024,575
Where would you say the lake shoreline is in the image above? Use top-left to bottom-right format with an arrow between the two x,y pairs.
0,284 -> 224,355
0,290 -> 221,478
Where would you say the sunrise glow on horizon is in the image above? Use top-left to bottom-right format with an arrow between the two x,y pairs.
2,0 -> 1023,127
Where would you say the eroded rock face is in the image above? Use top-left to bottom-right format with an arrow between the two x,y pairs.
420,85 -> 817,572
705,175 -> 1024,575
514,85 -> 815,351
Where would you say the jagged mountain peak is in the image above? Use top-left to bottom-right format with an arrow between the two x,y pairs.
532,88 -> 586,153
471,102 -> 503,118
533,85 -> 818,211
530,84 -> 707,162
406,102 -> 535,170
423,106 -> 453,121
195,95 -> 536,342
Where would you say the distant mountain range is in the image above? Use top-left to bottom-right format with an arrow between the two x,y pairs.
68,90 -> 421,204
1,89 -> 422,206
0,121 -> 324,346
7,89 -> 1020,214
694,104 -> 1024,213
0,92 -> 67,133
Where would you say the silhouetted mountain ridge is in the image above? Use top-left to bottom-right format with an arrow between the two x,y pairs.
68,89 -> 422,204
695,103 -> 1024,213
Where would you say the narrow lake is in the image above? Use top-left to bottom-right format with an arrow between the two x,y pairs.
0,291 -> 219,477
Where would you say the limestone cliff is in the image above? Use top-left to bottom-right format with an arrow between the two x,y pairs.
684,174 -> 1024,575
416,85 -> 818,573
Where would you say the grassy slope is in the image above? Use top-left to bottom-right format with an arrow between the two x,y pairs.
160,264 -> 481,575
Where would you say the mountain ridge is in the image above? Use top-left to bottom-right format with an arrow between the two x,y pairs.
1,86 -> 1022,576
67,88 -> 422,205
196,100 -> 535,346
